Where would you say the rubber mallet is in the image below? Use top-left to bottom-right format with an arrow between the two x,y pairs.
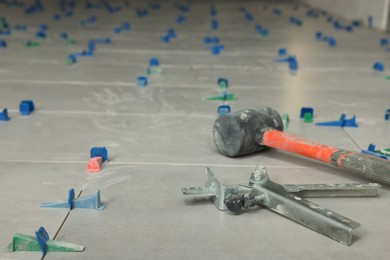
213,107 -> 390,185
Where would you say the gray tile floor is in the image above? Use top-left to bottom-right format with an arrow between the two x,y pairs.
0,0 -> 390,259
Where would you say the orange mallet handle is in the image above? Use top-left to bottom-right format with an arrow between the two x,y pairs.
262,129 -> 390,185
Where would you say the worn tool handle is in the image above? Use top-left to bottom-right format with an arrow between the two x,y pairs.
330,151 -> 390,185
262,130 -> 390,185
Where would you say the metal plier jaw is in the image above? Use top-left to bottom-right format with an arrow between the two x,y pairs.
182,165 -> 381,246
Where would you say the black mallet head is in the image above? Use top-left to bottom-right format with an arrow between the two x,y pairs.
213,107 -> 284,157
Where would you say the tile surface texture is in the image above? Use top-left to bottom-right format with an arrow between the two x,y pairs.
0,0 -> 389,259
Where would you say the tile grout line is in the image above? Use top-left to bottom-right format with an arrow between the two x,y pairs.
0,79 -> 291,90
0,159 -> 331,169
5,109 -> 217,119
